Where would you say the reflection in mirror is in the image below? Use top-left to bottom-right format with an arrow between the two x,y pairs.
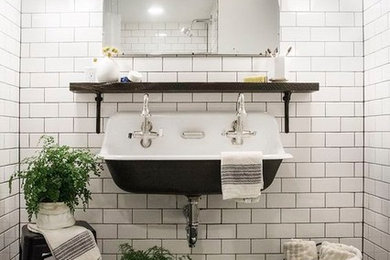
103,0 -> 279,56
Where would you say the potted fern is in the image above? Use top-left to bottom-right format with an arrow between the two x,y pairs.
119,244 -> 191,260
9,136 -> 102,229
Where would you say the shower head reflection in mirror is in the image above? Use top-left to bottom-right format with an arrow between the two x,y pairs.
180,18 -> 212,38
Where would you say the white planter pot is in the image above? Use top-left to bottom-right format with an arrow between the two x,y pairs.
36,202 -> 75,230
96,57 -> 120,83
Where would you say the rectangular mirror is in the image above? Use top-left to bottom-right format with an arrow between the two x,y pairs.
104,0 -> 279,56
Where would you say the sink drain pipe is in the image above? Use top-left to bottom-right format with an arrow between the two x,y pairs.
183,196 -> 200,247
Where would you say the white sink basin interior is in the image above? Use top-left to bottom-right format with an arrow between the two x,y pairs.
100,112 -> 292,160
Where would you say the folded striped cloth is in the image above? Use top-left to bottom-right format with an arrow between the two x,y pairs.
319,241 -> 362,260
221,151 -> 263,203
283,239 -> 317,260
28,223 -> 101,260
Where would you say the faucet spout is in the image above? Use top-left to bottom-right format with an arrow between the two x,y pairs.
223,93 -> 256,145
237,93 -> 247,117
141,93 -> 150,118
129,93 -> 162,148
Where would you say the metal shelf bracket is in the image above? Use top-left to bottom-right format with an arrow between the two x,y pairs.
282,91 -> 292,133
95,93 -> 103,134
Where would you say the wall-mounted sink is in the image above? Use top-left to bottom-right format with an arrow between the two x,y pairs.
100,111 -> 292,196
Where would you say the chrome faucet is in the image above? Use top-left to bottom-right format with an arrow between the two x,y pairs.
129,94 -> 162,148
223,93 -> 256,145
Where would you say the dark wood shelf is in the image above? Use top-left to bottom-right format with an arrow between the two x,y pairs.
70,82 -> 319,93
69,81 -> 319,134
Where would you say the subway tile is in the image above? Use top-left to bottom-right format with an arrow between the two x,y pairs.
326,223 -> 354,237
326,193 -> 355,207
147,195 -> 176,208
162,240 -> 190,254
75,28 -> 102,41
311,209 -> 340,223
252,239 -> 280,253
60,13 -> 89,27
103,209 -> 132,223
148,225 -> 176,238
46,0 -> 74,12
163,57 -> 192,71
311,0 -> 339,11
207,225 -> 236,239
222,57 -> 252,71
46,28 -> 74,42
297,163 -> 325,178
222,209 -> 251,223
297,193 -> 325,208
237,224 -> 265,238
193,57 -> 221,71
45,118 -> 73,132
133,210 -> 161,224
282,179 -> 311,192
281,209 -> 310,223
118,224 -> 147,239
280,0 -> 310,11
296,223 -> 325,238
222,240 -> 250,254
118,194 -> 147,208
177,72 -> 207,82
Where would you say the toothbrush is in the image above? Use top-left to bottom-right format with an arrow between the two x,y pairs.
286,46 -> 292,56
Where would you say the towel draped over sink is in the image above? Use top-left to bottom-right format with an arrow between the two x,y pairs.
221,151 -> 263,203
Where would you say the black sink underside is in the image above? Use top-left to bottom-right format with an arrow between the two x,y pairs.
106,159 -> 282,196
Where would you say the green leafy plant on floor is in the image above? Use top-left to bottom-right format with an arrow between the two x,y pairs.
119,244 -> 192,260
9,136 -> 103,221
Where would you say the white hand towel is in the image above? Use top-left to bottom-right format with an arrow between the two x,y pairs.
28,224 -> 101,260
221,151 -> 263,202
283,239 -> 317,260
319,241 -> 362,260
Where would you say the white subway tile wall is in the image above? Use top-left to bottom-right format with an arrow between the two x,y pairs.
0,0 -> 21,259
363,0 -> 390,259
18,0 -> 368,259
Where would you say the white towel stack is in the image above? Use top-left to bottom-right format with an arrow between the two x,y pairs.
319,241 -> 362,260
221,151 -> 263,203
283,239 -> 318,260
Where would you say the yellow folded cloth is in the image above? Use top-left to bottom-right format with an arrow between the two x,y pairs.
243,76 -> 267,83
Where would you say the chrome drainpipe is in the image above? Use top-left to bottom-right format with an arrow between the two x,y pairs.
183,196 -> 200,248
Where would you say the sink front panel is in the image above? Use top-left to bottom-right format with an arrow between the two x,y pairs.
106,159 -> 282,195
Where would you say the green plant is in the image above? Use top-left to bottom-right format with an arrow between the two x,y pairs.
119,244 -> 191,260
9,136 -> 103,221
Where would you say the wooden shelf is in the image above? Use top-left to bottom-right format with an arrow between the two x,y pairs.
70,82 -> 319,93
69,82 -> 319,134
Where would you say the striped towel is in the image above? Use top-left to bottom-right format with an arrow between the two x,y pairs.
283,239 -> 318,260
28,223 -> 101,260
221,151 -> 263,203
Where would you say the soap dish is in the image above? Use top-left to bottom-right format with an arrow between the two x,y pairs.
269,78 -> 288,83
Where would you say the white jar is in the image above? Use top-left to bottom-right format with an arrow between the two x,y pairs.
96,57 -> 120,83
36,202 -> 76,230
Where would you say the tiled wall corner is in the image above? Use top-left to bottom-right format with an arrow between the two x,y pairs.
19,0 -> 365,259
363,0 -> 390,259
0,0 -> 21,259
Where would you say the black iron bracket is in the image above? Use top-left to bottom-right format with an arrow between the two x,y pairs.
282,91 -> 292,133
95,93 -> 103,134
